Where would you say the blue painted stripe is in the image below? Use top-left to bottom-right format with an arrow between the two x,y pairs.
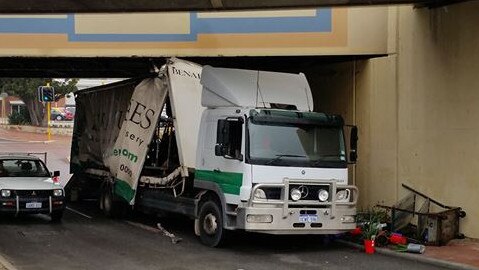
191,9 -> 331,34
0,9 -> 332,42
0,18 -> 69,33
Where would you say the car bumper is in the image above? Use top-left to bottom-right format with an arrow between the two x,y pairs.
0,196 -> 65,214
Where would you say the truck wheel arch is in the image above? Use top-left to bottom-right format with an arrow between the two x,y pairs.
195,180 -> 229,229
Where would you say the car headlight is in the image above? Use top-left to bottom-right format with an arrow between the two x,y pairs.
336,189 -> 350,201
318,189 -> 329,202
290,188 -> 302,201
1,189 -> 11,198
53,189 -> 63,197
253,188 -> 267,200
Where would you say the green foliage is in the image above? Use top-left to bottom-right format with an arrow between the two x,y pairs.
0,78 -> 78,126
0,78 -> 78,101
8,109 -> 31,125
357,207 -> 388,240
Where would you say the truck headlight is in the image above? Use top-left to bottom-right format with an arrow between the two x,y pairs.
318,189 -> 329,202
290,188 -> 302,201
53,189 -> 63,197
1,189 -> 11,198
253,188 -> 267,200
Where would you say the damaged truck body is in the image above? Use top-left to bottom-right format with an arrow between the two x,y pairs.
67,58 -> 359,247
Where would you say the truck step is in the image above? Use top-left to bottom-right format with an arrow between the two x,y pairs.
225,211 -> 237,216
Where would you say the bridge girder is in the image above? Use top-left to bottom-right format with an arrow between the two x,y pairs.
0,0 -> 466,13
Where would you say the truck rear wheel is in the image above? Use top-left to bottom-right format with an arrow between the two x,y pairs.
101,188 -> 127,218
198,200 -> 226,247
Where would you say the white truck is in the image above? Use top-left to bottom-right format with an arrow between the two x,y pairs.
67,58 -> 359,247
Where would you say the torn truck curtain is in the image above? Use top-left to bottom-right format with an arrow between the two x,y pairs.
106,78 -> 167,203
70,77 -> 167,204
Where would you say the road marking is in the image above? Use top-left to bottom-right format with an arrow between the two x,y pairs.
0,253 -> 17,270
66,207 -> 93,219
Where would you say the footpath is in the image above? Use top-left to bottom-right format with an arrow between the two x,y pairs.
338,238 -> 479,270
0,125 -> 72,143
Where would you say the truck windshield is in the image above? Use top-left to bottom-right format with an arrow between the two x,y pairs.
0,159 -> 50,177
247,121 -> 347,168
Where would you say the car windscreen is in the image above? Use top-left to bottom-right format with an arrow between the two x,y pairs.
0,159 -> 50,177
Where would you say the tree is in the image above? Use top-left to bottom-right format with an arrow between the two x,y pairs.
0,78 -> 78,126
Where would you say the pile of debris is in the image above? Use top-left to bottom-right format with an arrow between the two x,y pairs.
346,184 -> 467,254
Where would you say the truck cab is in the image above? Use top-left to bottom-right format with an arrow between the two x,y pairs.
192,64 -> 358,246
195,107 -> 358,246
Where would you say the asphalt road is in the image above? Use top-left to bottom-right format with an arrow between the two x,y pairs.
0,135 -> 449,270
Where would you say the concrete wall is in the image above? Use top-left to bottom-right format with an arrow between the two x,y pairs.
310,1 -> 479,238
354,2 -> 479,238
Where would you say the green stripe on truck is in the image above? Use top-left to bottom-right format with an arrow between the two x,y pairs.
195,170 -> 243,195
114,179 -> 135,203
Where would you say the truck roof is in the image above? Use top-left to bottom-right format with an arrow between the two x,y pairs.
200,65 -> 314,111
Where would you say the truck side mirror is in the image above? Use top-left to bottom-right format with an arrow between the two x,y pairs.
349,126 -> 358,162
216,119 -> 230,145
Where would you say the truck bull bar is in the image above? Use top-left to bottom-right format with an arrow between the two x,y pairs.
249,178 -> 358,220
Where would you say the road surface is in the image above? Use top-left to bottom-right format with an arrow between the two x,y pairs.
0,131 -> 447,270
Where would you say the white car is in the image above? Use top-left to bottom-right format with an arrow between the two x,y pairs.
0,154 -> 65,222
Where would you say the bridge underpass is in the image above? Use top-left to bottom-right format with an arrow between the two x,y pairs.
0,0 -> 477,248
0,0 -> 466,13
0,55 -> 378,78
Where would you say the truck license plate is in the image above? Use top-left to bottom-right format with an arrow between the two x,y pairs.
299,214 -> 318,223
26,202 -> 42,209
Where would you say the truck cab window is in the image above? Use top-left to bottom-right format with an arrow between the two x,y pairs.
216,118 -> 243,160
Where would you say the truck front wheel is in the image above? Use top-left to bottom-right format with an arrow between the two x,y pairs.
198,200 -> 226,247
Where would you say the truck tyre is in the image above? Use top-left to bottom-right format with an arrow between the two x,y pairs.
198,200 -> 226,247
101,188 -> 126,218
51,210 -> 63,223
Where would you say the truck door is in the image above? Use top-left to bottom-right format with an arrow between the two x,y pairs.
210,117 -> 244,200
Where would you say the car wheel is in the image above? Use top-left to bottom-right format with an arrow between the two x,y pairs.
56,115 -> 63,121
198,199 -> 227,247
51,210 -> 63,223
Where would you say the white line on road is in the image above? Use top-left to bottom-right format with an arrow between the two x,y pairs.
66,207 -> 93,219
